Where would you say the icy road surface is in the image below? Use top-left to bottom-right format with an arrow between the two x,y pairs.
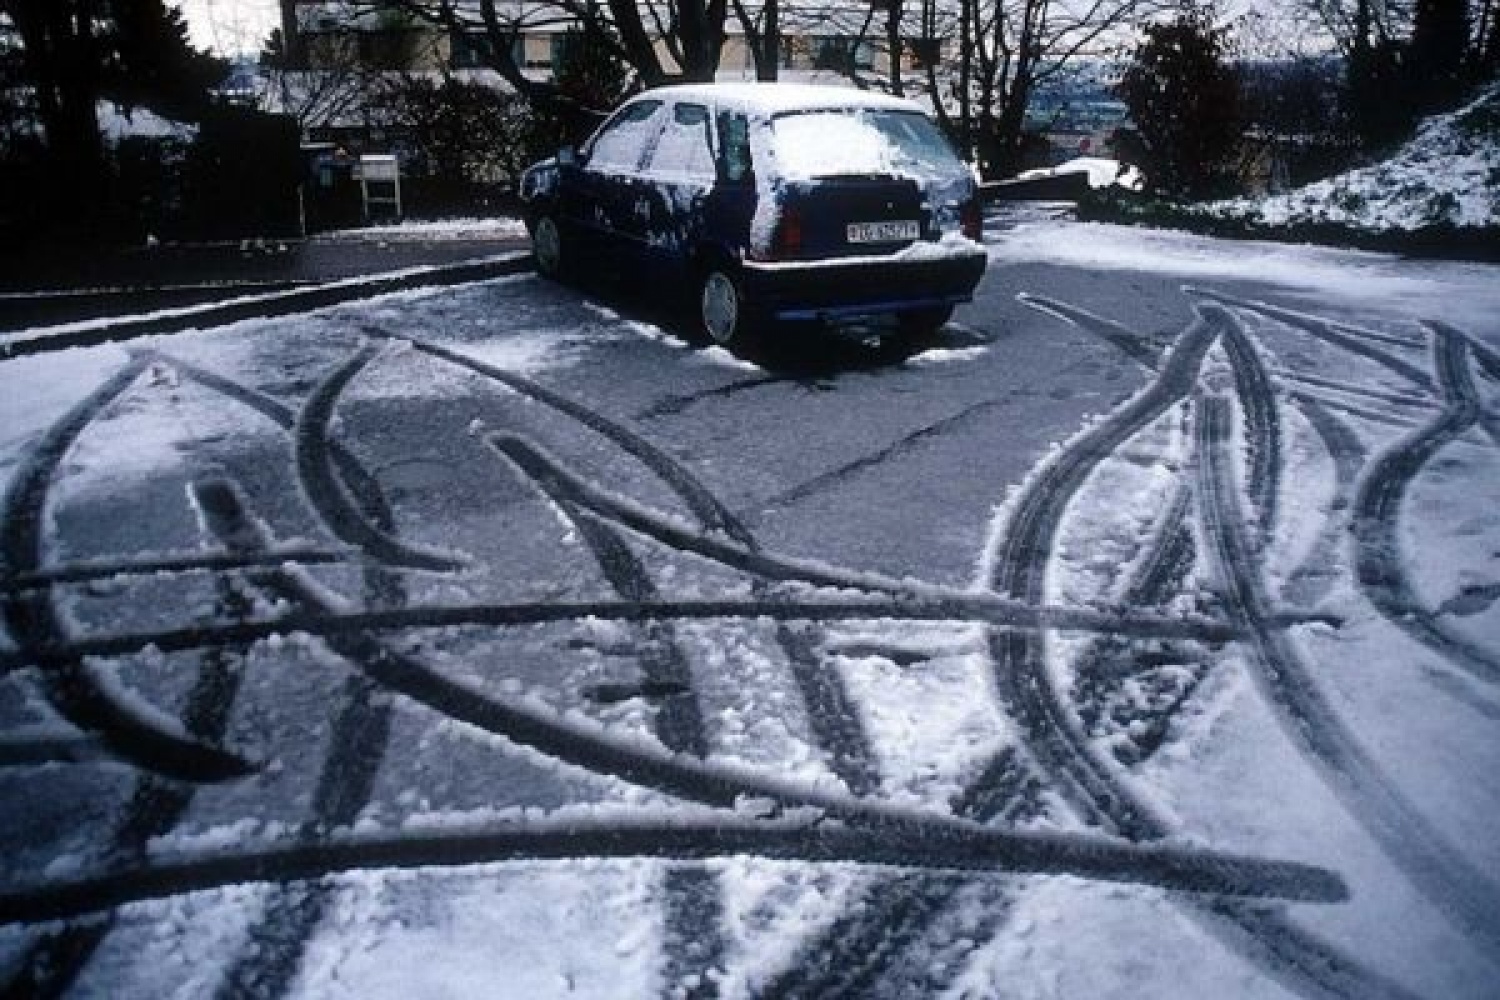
2,219 -> 1499,999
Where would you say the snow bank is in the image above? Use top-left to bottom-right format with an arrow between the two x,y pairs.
1208,83 -> 1500,232
97,102 -> 198,144
316,217 -> 529,242
1017,157 -> 1146,192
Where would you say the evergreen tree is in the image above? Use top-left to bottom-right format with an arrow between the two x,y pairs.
107,0 -> 226,117
1117,10 -> 1243,199
0,0 -> 224,229
1410,0 -> 1471,108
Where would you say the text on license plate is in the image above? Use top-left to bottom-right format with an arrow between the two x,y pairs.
847,220 -> 919,243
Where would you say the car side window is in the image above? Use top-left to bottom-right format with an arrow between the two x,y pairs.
715,111 -> 752,184
644,103 -> 715,181
587,100 -> 665,172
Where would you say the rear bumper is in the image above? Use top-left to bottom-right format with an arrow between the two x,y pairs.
740,249 -> 987,322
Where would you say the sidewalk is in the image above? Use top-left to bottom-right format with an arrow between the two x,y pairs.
0,219 -> 533,332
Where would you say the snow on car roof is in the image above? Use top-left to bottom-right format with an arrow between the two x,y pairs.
636,82 -> 924,117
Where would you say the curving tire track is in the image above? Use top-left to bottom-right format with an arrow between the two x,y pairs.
1185,288 -> 1435,391
1281,399 -> 1366,610
2,575 -> 254,999
193,480 -> 396,1000
0,811 -> 1347,930
1017,292 -> 1164,368
984,307 -> 1223,835
1223,317 -> 1282,544
973,307 -> 1417,1000
507,432 -> 728,995
400,321 -> 880,803
358,326 -> 757,548
294,345 -> 464,572
771,305 -> 1404,1000
1197,392 -> 1500,956
0,356 -> 254,781
1352,325 -> 1500,688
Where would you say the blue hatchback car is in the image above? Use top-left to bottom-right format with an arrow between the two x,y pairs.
519,83 -> 988,349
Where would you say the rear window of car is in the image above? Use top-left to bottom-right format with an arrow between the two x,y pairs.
769,109 -> 968,182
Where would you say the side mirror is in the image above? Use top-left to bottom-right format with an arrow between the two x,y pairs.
558,146 -> 578,166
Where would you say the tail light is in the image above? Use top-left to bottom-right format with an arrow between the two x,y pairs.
960,198 -> 983,241
773,203 -> 803,259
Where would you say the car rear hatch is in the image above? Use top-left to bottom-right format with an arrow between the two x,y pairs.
773,174 -> 927,260
759,107 -> 974,261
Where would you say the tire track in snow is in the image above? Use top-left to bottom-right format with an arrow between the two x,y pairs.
294,344 -> 463,572
984,306 -> 1223,836
1017,292 -> 1164,368
194,480 -> 396,1000
1223,317 -> 1282,544
1290,390 -> 1421,430
508,437 -> 728,996
0,545 -> 349,596
0,594 -> 1239,677
0,812 -> 1347,929
772,305 -> 1400,1000
1445,322 -> 1500,444
392,319 -> 879,802
757,744 -> 1040,1000
359,326 -> 757,548
1185,288 -> 1434,392
1281,399 -> 1366,610
1272,368 -> 1436,412
969,305 -> 1415,1000
0,356 -> 254,781
1,564 -> 255,999
1197,392 -> 1500,956
1352,326 -> 1500,688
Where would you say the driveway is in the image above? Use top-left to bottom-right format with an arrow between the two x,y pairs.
2,217 -> 1498,999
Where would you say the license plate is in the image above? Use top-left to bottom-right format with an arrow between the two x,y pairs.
847,220 -> 919,243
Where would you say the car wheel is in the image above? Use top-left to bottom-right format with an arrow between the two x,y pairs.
532,215 -> 567,280
699,267 -> 755,348
898,304 -> 955,340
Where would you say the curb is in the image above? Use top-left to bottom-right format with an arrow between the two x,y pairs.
1,252 -> 535,361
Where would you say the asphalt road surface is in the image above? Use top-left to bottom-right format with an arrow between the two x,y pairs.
2,217 -> 1498,999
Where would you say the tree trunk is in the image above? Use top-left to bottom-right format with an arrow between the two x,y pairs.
760,0 -> 778,82
277,0 -> 303,68
885,0 -> 904,96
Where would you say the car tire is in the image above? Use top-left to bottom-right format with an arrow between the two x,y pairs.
898,304 -> 955,340
532,214 -> 568,281
699,267 -> 757,350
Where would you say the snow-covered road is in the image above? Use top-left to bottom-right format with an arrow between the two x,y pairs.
2,220 -> 1498,998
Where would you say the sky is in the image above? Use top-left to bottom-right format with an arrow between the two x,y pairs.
173,0 -> 1316,60
178,0 -> 281,56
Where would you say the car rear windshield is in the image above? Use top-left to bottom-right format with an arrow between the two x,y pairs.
769,109 -> 968,183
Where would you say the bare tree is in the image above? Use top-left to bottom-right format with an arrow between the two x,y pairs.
732,0 -> 779,80
262,3 -> 440,135
916,0 -> 1171,177
365,0 -> 733,100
